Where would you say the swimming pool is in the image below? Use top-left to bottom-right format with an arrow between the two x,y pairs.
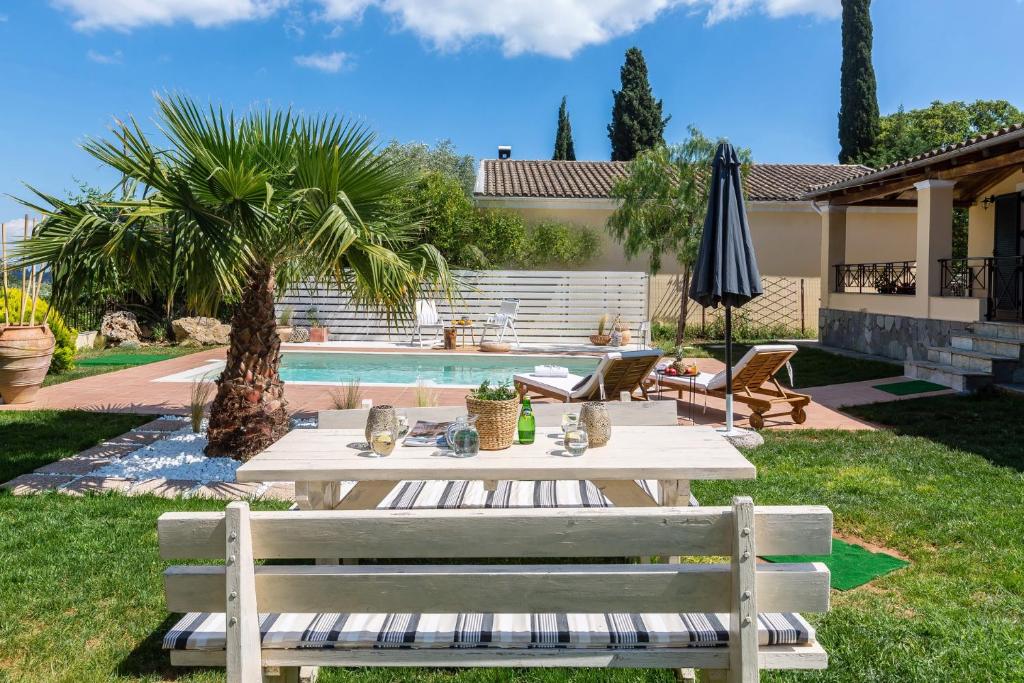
158,351 -> 600,388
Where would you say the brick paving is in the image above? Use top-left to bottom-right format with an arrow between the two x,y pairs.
1,345 -> 912,501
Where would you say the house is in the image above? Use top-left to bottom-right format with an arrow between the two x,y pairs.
473,155 -> 915,330
806,124 -> 1024,391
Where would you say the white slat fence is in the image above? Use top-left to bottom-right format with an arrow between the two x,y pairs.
278,270 -> 649,344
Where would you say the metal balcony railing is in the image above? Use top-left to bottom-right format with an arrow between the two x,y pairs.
939,255 -> 1024,322
834,261 -> 917,295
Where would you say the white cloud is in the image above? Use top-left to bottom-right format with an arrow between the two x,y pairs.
315,0 -> 840,57
86,48 -> 122,63
51,0 -> 840,56
52,0 -> 289,31
294,50 -> 349,72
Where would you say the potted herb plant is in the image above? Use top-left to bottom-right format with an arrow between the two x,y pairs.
276,306 -> 294,343
589,313 -> 611,346
307,306 -> 329,343
465,380 -> 520,450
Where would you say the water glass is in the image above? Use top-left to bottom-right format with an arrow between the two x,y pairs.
564,428 -> 589,457
561,412 -> 579,433
396,412 -> 410,438
369,427 -> 398,457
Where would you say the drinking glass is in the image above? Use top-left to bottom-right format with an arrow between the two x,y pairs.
396,412 -> 410,438
561,412 -> 579,434
564,428 -> 589,457
369,427 -> 398,457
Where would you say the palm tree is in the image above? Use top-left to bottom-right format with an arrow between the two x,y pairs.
15,95 -> 452,460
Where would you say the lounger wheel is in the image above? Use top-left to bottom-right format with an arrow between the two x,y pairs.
791,406 -> 807,424
749,412 -> 765,430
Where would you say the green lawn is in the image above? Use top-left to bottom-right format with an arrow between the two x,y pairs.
0,411 -> 152,482
2,395 -> 1023,681
44,345 -> 210,387
701,343 -> 903,389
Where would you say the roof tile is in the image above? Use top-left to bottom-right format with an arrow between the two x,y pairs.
477,159 -> 872,202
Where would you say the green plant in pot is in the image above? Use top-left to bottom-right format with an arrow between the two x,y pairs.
465,380 -> 520,450
589,313 -> 611,346
276,305 -> 294,343
307,306 -> 328,343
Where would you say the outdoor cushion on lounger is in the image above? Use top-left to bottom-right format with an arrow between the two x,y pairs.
514,350 -> 662,402
164,611 -> 815,651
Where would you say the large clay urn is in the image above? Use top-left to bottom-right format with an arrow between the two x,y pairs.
0,325 -> 56,404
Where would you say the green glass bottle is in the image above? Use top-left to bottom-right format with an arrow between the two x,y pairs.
517,396 -> 535,444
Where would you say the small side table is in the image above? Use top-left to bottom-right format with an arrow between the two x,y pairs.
655,371 -> 697,423
454,323 -> 475,348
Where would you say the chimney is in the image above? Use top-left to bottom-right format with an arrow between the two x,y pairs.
497,145 -> 512,160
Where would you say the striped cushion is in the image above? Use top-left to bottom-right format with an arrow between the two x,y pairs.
344,479 -> 673,509
164,612 -> 814,651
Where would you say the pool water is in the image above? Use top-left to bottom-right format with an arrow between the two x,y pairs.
279,352 -> 599,387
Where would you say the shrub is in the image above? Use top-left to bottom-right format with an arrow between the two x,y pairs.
328,381 -> 363,409
0,289 -> 77,374
521,222 -> 601,267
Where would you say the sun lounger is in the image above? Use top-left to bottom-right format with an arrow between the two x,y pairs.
651,344 -> 810,429
513,350 -> 662,402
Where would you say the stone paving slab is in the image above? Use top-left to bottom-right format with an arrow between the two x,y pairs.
190,482 -> 264,500
260,482 -> 296,502
35,456 -> 116,475
102,432 -> 165,447
61,476 -> 134,496
2,474 -> 76,494
133,417 -> 187,433
128,478 -> 201,497
73,442 -> 140,460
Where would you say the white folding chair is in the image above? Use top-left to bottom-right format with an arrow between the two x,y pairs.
479,298 -> 521,346
410,299 -> 445,347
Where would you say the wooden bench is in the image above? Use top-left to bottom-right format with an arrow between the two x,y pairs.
158,497 -> 831,682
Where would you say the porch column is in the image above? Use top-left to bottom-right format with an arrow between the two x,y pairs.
819,205 -> 847,309
914,179 -> 956,315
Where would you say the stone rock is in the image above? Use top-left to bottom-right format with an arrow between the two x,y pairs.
100,311 -> 142,344
724,428 -> 765,449
172,317 -> 231,346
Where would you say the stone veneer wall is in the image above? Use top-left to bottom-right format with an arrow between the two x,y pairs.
819,307 -> 973,361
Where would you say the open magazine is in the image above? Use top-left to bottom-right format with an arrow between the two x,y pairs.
403,420 -> 451,447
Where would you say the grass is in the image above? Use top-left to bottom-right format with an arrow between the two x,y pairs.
0,410 -> 151,482
2,395 -> 1024,681
43,345 -> 209,387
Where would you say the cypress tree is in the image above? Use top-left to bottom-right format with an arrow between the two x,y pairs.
608,47 -> 670,161
552,96 -> 577,161
838,0 -> 880,163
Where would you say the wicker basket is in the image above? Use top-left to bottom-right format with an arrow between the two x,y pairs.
589,334 -> 611,346
465,395 -> 519,450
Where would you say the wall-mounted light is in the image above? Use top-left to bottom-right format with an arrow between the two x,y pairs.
981,194 -> 998,209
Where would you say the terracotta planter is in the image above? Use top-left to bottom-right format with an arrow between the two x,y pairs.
309,327 -> 329,343
276,325 -> 293,343
0,325 -> 56,404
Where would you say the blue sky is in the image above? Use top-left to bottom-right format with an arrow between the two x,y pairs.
1,0 -> 1023,226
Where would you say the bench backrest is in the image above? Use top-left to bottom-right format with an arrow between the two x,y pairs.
159,498 -> 831,682
318,399 -> 678,428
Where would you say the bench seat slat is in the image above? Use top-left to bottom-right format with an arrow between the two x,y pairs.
163,610 -> 816,652
163,563 -> 829,615
159,505 -> 833,560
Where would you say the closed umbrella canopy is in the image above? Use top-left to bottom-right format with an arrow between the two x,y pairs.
689,142 -> 762,309
689,142 -> 762,433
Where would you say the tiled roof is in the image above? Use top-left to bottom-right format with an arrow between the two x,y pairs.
476,159 -> 873,202
806,123 -> 1024,196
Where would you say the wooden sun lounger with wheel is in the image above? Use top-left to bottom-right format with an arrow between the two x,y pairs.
650,344 -> 810,429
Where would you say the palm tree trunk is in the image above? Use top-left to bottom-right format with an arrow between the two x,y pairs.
205,263 -> 289,460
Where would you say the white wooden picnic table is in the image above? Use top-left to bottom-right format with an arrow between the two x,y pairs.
236,425 -> 756,512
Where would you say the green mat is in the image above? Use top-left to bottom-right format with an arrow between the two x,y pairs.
77,354 -> 176,367
873,379 -> 947,396
764,538 -> 908,591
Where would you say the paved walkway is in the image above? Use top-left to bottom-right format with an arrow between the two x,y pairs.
0,348 -> 892,430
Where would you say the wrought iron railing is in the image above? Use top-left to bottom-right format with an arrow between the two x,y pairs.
939,255 -> 1024,321
834,261 -> 917,295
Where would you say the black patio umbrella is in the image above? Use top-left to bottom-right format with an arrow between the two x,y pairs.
689,142 -> 762,432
